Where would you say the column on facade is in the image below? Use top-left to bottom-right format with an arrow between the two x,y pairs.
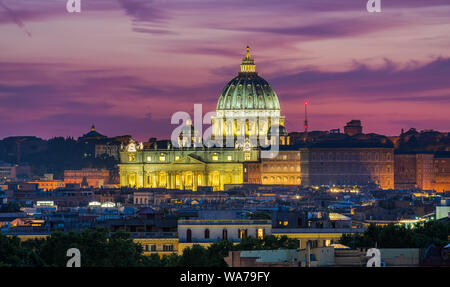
219,171 -> 223,191
197,171 -> 205,187
193,171 -> 198,191
169,171 -> 175,189
120,171 -> 127,187
138,170 -> 144,188
180,171 -> 184,190
173,171 -> 177,189
152,172 -> 157,188
143,171 -> 148,188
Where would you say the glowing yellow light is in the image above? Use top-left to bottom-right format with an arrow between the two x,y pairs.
257,228 -> 264,239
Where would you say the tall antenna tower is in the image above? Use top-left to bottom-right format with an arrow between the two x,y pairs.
304,101 -> 308,142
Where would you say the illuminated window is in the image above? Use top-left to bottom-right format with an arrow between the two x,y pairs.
128,153 -> 136,162
159,154 -> 166,162
257,228 -> 265,239
244,153 -> 251,161
212,154 -> 219,161
239,229 -> 248,239
227,155 -> 232,161
146,156 -> 152,162
175,156 -> 180,161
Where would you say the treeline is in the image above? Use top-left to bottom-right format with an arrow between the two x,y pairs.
0,229 -> 298,267
340,221 -> 450,248
0,137 -> 118,178
0,229 -> 142,267
146,235 -> 299,267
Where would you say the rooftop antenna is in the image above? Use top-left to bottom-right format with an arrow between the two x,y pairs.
304,100 -> 309,142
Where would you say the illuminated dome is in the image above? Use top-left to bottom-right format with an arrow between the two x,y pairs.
211,46 -> 286,145
216,46 -> 280,111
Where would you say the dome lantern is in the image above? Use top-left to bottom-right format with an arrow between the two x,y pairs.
240,46 -> 256,74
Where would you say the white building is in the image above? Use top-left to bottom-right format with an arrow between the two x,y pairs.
178,210 -> 272,243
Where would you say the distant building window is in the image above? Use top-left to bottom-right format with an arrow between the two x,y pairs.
223,229 -> 228,240
163,245 -> 173,252
147,156 -> 152,161
227,155 -> 232,161
212,154 -> 219,161
244,153 -> 251,161
204,229 -> 210,239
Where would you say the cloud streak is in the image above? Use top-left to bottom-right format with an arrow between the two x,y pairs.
0,0 -> 32,37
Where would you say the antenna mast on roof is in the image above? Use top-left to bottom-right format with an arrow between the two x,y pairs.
304,100 -> 309,142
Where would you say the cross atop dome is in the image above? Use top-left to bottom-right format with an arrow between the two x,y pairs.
240,45 -> 256,74
245,46 -> 251,59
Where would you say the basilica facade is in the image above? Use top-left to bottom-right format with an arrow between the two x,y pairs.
119,47 -> 292,191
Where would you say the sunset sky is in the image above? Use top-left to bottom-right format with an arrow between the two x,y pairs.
1,0 -> 449,141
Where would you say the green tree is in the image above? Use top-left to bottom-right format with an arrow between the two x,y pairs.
0,234 -> 42,266
178,244 -> 210,267
340,221 -> 450,248
207,240 -> 233,266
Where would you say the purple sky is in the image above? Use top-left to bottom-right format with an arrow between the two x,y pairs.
0,0 -> 449,141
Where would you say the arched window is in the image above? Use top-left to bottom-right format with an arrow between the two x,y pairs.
239,229 -> 248,239
204,229 -> 210,239
222,229 -> 228,240
186,229 -> 192,243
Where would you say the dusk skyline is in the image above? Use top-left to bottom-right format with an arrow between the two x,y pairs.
1,0 -> 449,141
